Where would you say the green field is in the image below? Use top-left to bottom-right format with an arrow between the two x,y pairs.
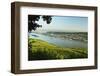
28,38 -> 88,60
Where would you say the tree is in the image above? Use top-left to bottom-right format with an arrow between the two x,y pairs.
28,15 -> 52,32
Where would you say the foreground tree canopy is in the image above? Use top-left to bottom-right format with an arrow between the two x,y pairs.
28,15 -> 52,32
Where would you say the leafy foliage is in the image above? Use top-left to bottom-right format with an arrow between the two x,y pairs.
28,15 -> 52,32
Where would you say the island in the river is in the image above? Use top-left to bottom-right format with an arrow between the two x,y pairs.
37,32 -> 88,42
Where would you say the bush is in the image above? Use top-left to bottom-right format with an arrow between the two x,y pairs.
28,48 -> 64,60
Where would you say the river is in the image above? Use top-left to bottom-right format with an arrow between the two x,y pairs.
29,33 -> 87,48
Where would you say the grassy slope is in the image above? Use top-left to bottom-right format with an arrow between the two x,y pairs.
28,38 -> 88,60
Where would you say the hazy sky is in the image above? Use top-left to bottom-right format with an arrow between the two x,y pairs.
34,16 -> 88,32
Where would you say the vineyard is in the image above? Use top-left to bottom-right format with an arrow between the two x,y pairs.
28,38 -> 88,60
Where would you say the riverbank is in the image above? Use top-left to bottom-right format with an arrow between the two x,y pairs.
42,32 -> 88,42
29,33 -> 87,48
28,38 -> 88,60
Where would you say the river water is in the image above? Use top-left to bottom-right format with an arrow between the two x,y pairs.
29,33 -> 87,48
